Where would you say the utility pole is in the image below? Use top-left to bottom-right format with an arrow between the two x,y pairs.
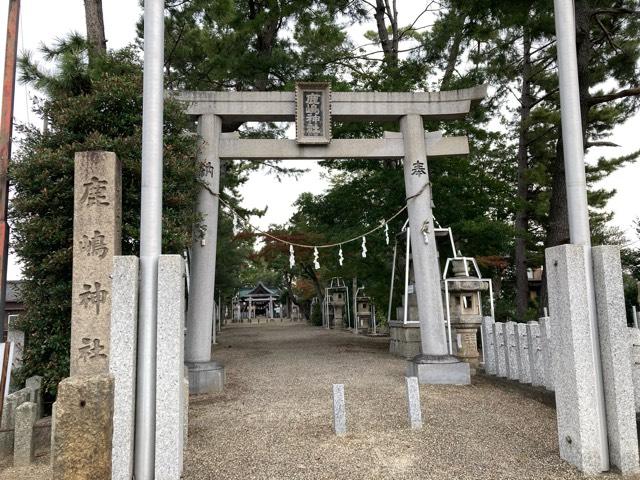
0,0 -> 20,327
553,0 -> 608,470
135,0 -> 165,478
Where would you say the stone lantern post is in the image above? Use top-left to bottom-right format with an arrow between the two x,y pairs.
447,259 -> 488,369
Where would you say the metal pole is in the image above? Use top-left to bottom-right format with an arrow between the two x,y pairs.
554,0 -> 608,470
403,228 -> 410,324
387,239 -> 398,325
135,0 -> 164,477
0,0 -> 20,323
633,306 -> 638,329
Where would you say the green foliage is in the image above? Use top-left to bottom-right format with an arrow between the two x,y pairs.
11,40 -> 200,396
310,301 -> 322,326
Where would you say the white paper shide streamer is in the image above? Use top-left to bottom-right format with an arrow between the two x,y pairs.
313,247 -> 320,269
384,222 -> 389,245
361,236 -> 367,258
289,245 -> 295,269
338,245 -> 344,266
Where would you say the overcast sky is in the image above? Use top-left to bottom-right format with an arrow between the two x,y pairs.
0,0 -> 638,278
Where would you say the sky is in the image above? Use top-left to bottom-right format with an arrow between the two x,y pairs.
0,0 -> 638,279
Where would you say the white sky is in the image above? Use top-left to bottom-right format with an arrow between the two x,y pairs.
0,0 -> 638,279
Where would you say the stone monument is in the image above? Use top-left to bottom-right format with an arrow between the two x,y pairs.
52,151 -> 121,479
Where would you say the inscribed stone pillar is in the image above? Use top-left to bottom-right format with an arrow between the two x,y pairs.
546,244 -> 607,474
481,317 -> 496,375
503,322 -> 519,381
185,115 -> 225,393
515,323 -> 531,384
70,152 -> 121,376
526,322 -> 544,388
401,115 -> 469,385
539,317 -> 555,391
591,246 -> 639,474
493,322 -> 507,378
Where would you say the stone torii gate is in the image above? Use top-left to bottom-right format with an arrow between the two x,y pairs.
176,83 -> 487,393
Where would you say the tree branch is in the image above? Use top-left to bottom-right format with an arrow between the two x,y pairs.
588,87 -> 640,106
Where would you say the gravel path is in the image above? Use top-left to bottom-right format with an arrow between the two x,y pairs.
184,321 -> 604,480
0,321 -> 616,479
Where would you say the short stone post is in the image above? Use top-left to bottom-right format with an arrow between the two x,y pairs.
502,322 -> 519,381
539,317 -> 555,391
0,389 -> 29,456
592,246 -> 639,474
51,374 -> 114,478
14,401 -> 37,467
332,384 -> 346,436
155,255 -> 186,480
25,376 -> 43,419
481,317 -> 496,375
515,323 -> 531,384
405,377 -> 422,429
493,322 -> 507,378
526,322 -> 544,388
109,256 -> 139,480
546,244 -> 607,474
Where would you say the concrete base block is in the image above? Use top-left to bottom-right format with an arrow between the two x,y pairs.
51,374 -> 114,479
406,355 -> 470,385
186,361 -> 225,394
546,244 -> 606,474
389,321 -> 421,359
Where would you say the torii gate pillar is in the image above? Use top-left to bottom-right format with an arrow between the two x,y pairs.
185,114 -> 225,393
401,114 -> 470,384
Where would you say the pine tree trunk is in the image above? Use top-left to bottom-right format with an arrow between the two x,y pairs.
515,29 -> 533,322
84,0 -> 106,57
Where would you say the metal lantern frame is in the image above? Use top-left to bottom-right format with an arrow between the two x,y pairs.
323,277 -> 351,330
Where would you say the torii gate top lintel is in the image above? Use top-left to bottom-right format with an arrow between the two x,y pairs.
172,84 -> 487,123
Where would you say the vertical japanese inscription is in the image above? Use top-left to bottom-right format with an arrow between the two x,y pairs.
70,152 -> 122,376
303,91 -> 323,137
296,82 -> 331,144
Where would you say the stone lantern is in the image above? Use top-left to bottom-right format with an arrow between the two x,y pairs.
446,258 -> 488,369
356,295 -> 372,333
331,291 -> 346,329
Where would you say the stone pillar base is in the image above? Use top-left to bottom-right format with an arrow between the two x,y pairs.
186,361 -> 225,394
406,355 -> 470,385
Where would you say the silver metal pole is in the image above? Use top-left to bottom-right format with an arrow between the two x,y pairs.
387,240 -> 398,326
135,0 -> 164,477
554,0 -> 608,470
403,228 -> 411,324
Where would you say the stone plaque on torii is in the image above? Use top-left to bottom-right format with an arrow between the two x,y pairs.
175,84 -> 487,391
